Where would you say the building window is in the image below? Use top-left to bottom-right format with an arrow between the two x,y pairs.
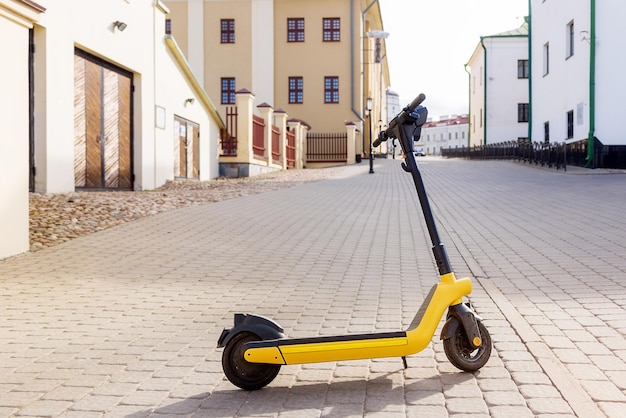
324,76 -> 339,103
567,110 -> 574,139
221,19 -> 235,43
323,18 -> 340,42
518,59 -> 529,79
221,77 -> 236,104
287,18 -> 304,42
543,43 -> 550,75
289,77 -> 303,104
518,103 -> 529,123
165,19 -> 172,35
566,20 -> 574,58
544,121 -> 550,143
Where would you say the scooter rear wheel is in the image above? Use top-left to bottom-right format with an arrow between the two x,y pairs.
222,331 -> 281,390
443,320 -> 491,372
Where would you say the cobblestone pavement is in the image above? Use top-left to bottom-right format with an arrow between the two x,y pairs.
1,158 -> 625,417
29,168 -> 341,251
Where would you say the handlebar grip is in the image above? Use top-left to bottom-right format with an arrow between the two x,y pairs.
372,131 -> 387,148
407,93 -> 426,111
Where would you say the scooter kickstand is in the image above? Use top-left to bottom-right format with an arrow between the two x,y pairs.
402,356 -> 408,369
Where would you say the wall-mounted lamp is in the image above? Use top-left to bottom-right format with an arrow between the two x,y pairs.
365,97 -> 373,116
113,21 -> 128,32
185,98 -> 195,106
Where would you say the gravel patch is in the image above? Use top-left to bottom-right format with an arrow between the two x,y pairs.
29,167 -> 342,251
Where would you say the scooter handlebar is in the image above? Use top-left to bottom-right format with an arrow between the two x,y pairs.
372,131 -> 387,148
406,93 -> 426,112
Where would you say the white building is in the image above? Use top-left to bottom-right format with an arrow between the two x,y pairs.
531,0 -> 626,167
466,21 -> 529,146
0,0 -> 45,260
420,115 -> 469,155
1,0 -> 224,260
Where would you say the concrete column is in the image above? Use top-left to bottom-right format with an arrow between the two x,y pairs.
187,0 -> 204,85
236,89 -> 255,164
345,122 -> 357,164
298,124 -> 309,169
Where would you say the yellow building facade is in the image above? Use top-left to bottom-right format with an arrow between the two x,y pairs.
164,0 -> 389,158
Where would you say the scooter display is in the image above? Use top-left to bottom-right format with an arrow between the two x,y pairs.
217,94 -> 492,390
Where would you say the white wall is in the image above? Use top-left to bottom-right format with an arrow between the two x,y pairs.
595,0 -> 626,146
32,0 -> 222,193
484,37 -> 528,143
156,36 -> 221,183
466,46 -> 485,146
34,0 -> 157,192
0,1 -> 41,259
467,28 -> 528,146
251,0 -> 274,107
531,0 -> 590,144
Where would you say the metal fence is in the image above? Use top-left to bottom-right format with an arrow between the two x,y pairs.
220,106 -> 238,156
306,133 -> 347,162
442,140 -> 567,171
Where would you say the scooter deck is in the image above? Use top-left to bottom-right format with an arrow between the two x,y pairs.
242,275 -> 470,365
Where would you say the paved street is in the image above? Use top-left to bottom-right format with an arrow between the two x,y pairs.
1,157 -> 625,417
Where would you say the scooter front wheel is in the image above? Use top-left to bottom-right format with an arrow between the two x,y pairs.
222,331 -> 281,390
443,321 -> 492,372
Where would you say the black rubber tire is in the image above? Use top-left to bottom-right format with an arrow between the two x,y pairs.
222,332 -> 281,390
443,320 -> 492,372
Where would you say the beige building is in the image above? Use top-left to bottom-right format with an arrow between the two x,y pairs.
164,0 -> 390,160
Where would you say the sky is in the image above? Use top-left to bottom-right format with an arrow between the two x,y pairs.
379,0 -> 528,119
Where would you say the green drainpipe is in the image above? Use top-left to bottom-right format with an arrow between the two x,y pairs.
585,0 -> 596,167
526,3 -> 532,141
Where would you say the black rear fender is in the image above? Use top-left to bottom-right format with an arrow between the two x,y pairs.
217,313 -> 285,348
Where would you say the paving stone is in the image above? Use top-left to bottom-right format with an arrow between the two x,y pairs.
2,159 -> 625,416
527,398 -> 575,415
445,397 -> 489,414
17,400 -> 72,417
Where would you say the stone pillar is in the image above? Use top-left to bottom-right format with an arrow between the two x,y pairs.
235,89 -> 255,164
345,122 -> 357,164
298,123 -> 310,169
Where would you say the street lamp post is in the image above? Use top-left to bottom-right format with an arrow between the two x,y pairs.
366,97 -> 374,173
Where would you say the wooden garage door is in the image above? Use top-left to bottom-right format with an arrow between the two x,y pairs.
74,50 -> 133,189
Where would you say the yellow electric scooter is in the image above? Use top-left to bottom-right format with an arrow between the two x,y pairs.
217,94 -> 492,390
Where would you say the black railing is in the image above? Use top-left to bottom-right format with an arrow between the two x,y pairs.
442,140 -> 567,171
306,133 -> 347,162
